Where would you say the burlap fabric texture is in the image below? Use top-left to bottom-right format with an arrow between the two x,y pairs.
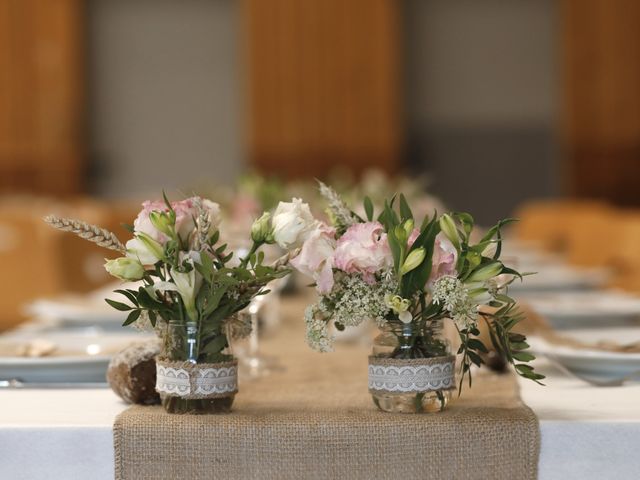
114,296 -> 540,480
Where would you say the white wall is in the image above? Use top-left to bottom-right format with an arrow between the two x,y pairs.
87,0 -> 243,197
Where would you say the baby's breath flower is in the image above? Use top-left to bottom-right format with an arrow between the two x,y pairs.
432,275 -> 478,330
330,274 -> 396,327
304,305 -> 334,352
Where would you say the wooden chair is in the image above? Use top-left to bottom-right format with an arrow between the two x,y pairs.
606,210 -> 640,293
0,196 -> 139,331
514,199 -> 610,254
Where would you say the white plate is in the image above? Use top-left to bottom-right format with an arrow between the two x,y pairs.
529,328 -> 640,379
24,282 -> 143,328
524,291 -> 640,329
0,330 -> 151,382
508,265 -> 609,293
25,298 -> 126,326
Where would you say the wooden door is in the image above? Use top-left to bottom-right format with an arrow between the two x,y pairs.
563,0 -> 640,205
242,0 -> 403,178
0,0 -> 84,195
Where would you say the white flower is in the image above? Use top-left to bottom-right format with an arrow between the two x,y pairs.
104,257 -> 145,281
125,236 -> 163,265
170,261 -> 203,322
304,305 -> 334,352
330,274 -> 396,327
271,198 -> 316,249
250,212 -> 274,243
432,275 -> 478,329
385,294 -> 412,324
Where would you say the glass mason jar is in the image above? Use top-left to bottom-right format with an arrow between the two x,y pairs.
157,320 -> 237,414
370,319 -> 455,413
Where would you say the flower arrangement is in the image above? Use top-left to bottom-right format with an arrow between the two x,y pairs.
45,194 -> 289,413
285,182 -> 543,412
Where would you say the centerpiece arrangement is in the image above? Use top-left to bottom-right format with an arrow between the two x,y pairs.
45,194 -> 288,414
287,182 -> 544,413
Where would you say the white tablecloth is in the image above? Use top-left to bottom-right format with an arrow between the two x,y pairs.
1,361 -> 639,479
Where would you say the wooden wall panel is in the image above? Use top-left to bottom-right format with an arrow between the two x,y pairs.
563,0 -> 640,205
243,0 -> 402,178
0,0 -> 83,195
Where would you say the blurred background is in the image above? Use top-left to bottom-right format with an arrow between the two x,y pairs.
1,0 -> 640,331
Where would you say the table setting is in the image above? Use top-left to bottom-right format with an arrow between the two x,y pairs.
0,184 -> 639,480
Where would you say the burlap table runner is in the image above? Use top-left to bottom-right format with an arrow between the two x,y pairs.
114,296 -> 540,480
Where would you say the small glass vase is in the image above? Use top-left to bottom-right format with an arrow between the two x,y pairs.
156,320 -> 237,414
369,319 -> 455,413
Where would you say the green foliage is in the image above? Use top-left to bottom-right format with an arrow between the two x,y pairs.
324,184 -> 544,391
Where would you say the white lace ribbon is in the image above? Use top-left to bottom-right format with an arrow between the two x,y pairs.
155,360 -> 238,399
368,356 -> 456,394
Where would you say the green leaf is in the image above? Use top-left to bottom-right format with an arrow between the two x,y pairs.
512,352 -> 536,362
400,215 -> 440,297
494,293 -> 515,304
105,299 -> 133,311
364,196 -> 374,221
387,228 -> 402,272
467,350 -> 484,366
137,287 -> 163,309
162,190 -> 175,213
399,194 -> 413,221
467,338 -> 489,353
453,212 -> 474,237
200,335 -> 228,355
500,266 -> 523,281
515,364 -> 534,373
122,309 -> 141,326
114,289 -> 139,306
379,200 -> 399,232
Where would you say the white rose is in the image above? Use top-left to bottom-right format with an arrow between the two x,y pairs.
125,236 -> 163,265
271,198 -> 316,249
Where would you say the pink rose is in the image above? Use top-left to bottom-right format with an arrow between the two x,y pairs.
428,233 -> 458,283
133,200 -> 169,243
171,198 -> 197,242
133,197 -> 217,246
290,222 -> 336,294
334,222 -> 393,283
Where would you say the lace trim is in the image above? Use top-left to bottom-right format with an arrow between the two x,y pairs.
368,356 -> 456,394
155,360 -> 238,399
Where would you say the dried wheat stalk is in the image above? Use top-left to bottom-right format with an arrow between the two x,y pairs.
193,197 -> 210,251
43,215 -> 126,253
